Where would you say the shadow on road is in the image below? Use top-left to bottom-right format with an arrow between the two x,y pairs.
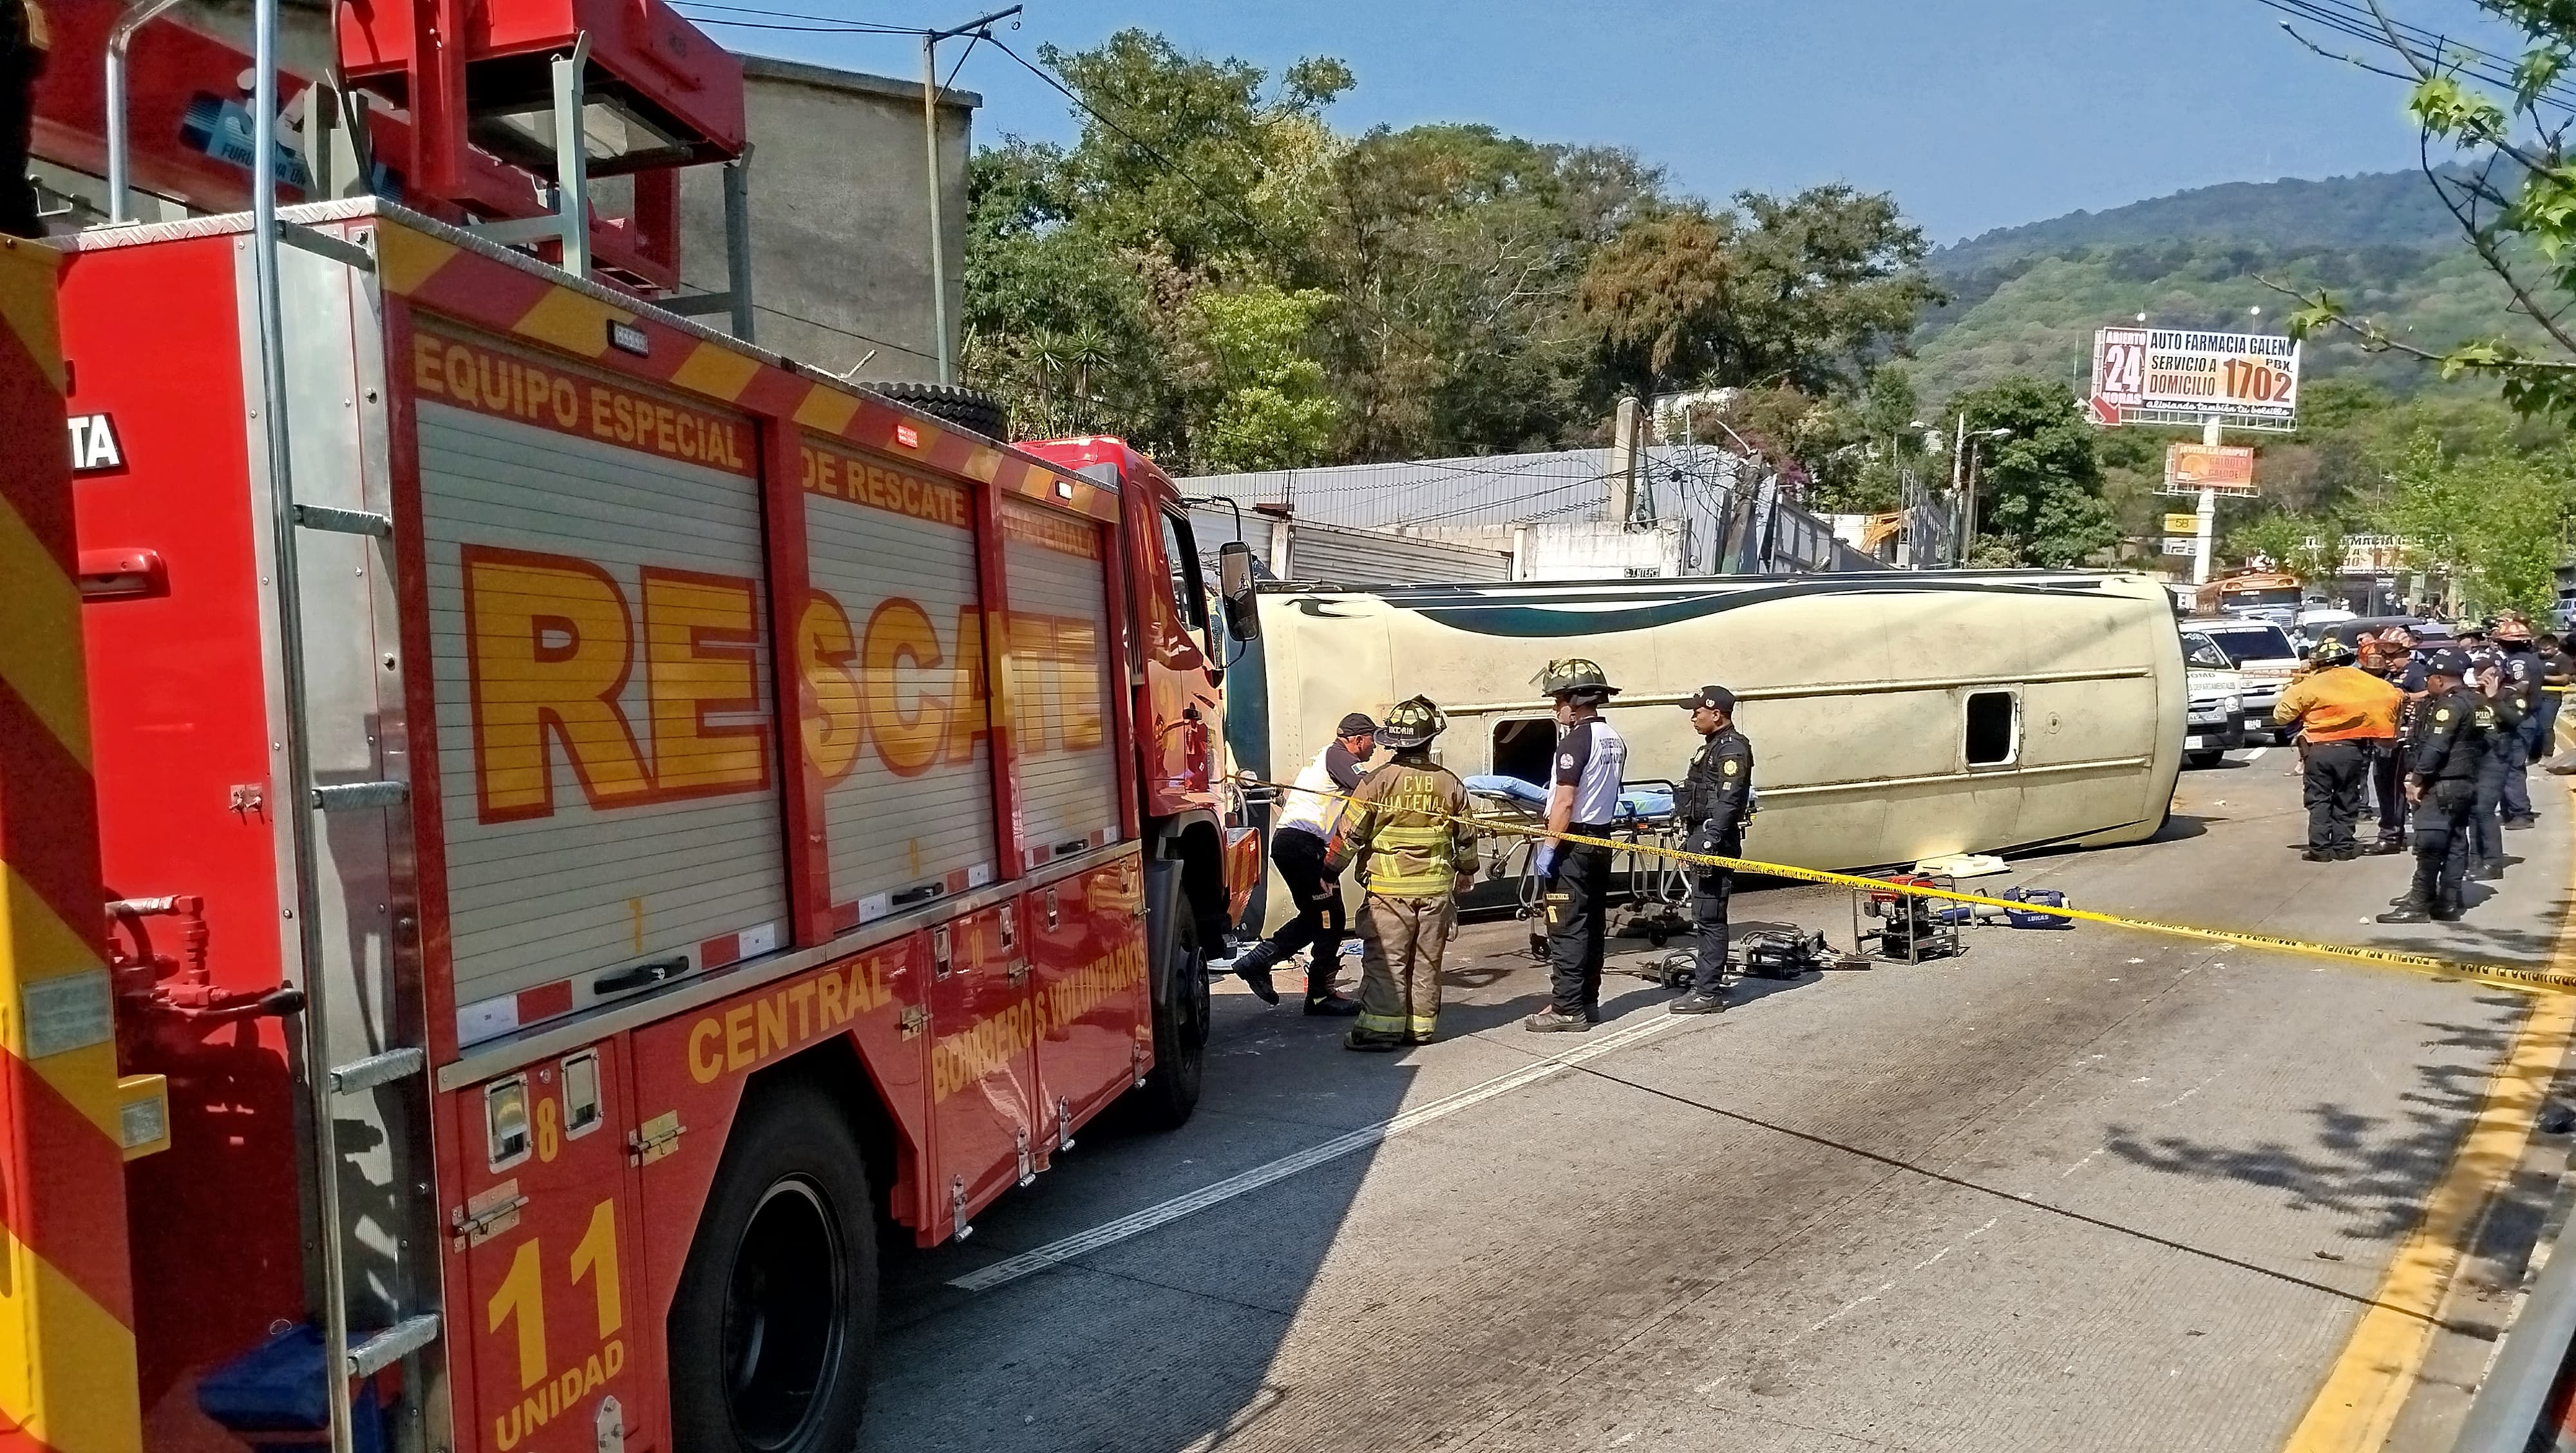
2100,997 -> 2542,1245
856,901 -> 1839,1450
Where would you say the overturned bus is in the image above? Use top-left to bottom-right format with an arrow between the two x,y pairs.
1225,571 -> 2187,931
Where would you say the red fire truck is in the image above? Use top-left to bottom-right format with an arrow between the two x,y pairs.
0,1 -> 1262,1450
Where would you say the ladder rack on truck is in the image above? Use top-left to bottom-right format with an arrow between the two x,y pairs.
15,193 -> 1260,1453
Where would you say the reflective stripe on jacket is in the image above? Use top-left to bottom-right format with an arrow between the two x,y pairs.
1326,759 -> 1477,897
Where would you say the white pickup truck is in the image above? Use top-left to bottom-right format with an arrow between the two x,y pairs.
2184,618 -> 2304,747
2184,631 -> 2250,769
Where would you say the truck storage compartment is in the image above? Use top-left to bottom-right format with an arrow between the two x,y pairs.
413,323 -> 790,1046
799,432 -> 999,930
999,498 -> 1121,868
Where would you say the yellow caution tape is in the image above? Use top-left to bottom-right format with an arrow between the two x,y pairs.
1238,775 -> 2576,998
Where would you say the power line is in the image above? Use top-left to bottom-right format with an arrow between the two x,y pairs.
670,2 -> 931,34
2252,0 -> 2576,114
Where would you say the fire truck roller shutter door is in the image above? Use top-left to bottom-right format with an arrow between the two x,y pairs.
999,498 -> 1121,868
799,437 -> 998,927
418,337 -> 789,1045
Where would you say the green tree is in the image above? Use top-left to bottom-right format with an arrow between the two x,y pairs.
961,31 -> 1350,468
2275,2 -> 2576,419
1803,366 -> 1929,513
1949,375 -> 2117,567
2378,427 -> 2575,615
1314,124 -> 1663,459
1185,284 -> 1340,472
1575,185 -> 1940,399
2224,510 -> 2349,586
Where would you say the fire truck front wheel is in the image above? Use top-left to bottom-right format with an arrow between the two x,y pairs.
669,1083 -> 880,1453
1132,915 -> 1209,1128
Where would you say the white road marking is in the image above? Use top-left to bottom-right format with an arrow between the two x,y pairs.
1788,1217 -> 1997,1345
2243,746 -> 2269,763
948,1014 -> 1687,1291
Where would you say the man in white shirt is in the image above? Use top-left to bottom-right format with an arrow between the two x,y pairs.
1231,712 -> 1377,1014
1526,660 -> 1626,1033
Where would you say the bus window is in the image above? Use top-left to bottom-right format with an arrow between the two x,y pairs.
1964,690 -> 2018,767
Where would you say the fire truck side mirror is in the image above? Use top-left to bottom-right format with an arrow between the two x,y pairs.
1217,542 -> 1260,642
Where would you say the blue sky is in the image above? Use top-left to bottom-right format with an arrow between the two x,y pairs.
688,0 -> 2512,243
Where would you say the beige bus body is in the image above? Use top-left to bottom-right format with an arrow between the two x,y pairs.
1229,571 -> 2186,929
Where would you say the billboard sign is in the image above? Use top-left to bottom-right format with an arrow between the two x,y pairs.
2090,327 -> 2300,432
2161,442 -> 2259,496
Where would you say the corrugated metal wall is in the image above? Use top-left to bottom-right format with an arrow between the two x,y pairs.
1287,521 -> 1511,584
1182,447 -> 1885,579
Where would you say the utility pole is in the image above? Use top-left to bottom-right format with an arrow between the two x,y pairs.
1608,395 -> 1640,527
922,6 -> 1021,383
2193,413 -> 2221,587
1949,412 -> 1968,566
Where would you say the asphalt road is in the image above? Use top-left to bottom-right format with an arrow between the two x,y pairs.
860,748 -> 2576,1453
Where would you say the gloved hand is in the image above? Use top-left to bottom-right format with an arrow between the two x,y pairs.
1683,819 -> 1718,857
1531,840 -> 1560,880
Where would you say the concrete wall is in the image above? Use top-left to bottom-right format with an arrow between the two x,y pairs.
1414,522 -> 1690,581
678,57 -> 974,385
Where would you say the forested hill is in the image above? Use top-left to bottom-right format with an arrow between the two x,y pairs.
1909,169 -> 2533,404
1929,170 -> 2459,278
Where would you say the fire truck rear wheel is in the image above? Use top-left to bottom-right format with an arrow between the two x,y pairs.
1132,916 -> 1208,1128
669,1083 -> 879,1453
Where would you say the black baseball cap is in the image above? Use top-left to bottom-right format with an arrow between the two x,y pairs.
2425,647 -> 2471,678
1683,685 -> 1737,714
1336,712 -> 1379,737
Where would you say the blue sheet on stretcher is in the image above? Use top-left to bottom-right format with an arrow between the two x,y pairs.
1463,775 -> 1673,822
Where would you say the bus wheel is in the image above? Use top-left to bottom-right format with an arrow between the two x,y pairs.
1132,916 -> 1208,1129
669,1083 -> 878,1453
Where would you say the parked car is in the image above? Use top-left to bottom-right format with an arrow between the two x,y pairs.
2182,617 -> 2302,744
2295,603 -> 2357,647
2307,615 -> 2438,651
2184,632 -> 2248,769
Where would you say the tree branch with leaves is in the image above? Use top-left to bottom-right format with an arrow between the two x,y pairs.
2270,0 -> 2576,419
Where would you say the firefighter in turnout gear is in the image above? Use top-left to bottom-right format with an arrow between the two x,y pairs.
2270,636 -> 2402,860
2380,648 -> 2491,924
1670,685 -> 1754,1014
1526,659 -> 1627,1033
1232,712 -> 1377,1013
1324,698 -> 1478,1050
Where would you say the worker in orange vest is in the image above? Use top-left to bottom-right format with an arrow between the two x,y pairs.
2271,636 -> 2405,861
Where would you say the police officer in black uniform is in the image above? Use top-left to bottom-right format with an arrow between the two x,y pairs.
1670,685 -> 1753,1015
2380,647 -> 2490,924
2459,625 -> 2526,881
2495,614 -> 2543,829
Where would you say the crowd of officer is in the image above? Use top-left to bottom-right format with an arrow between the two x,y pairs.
2270,613 -> 2567,924
1235,658 -> 1757,1043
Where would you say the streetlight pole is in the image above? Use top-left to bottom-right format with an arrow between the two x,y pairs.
1953,425 -> 2011,567
922,6 -> 1022,383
